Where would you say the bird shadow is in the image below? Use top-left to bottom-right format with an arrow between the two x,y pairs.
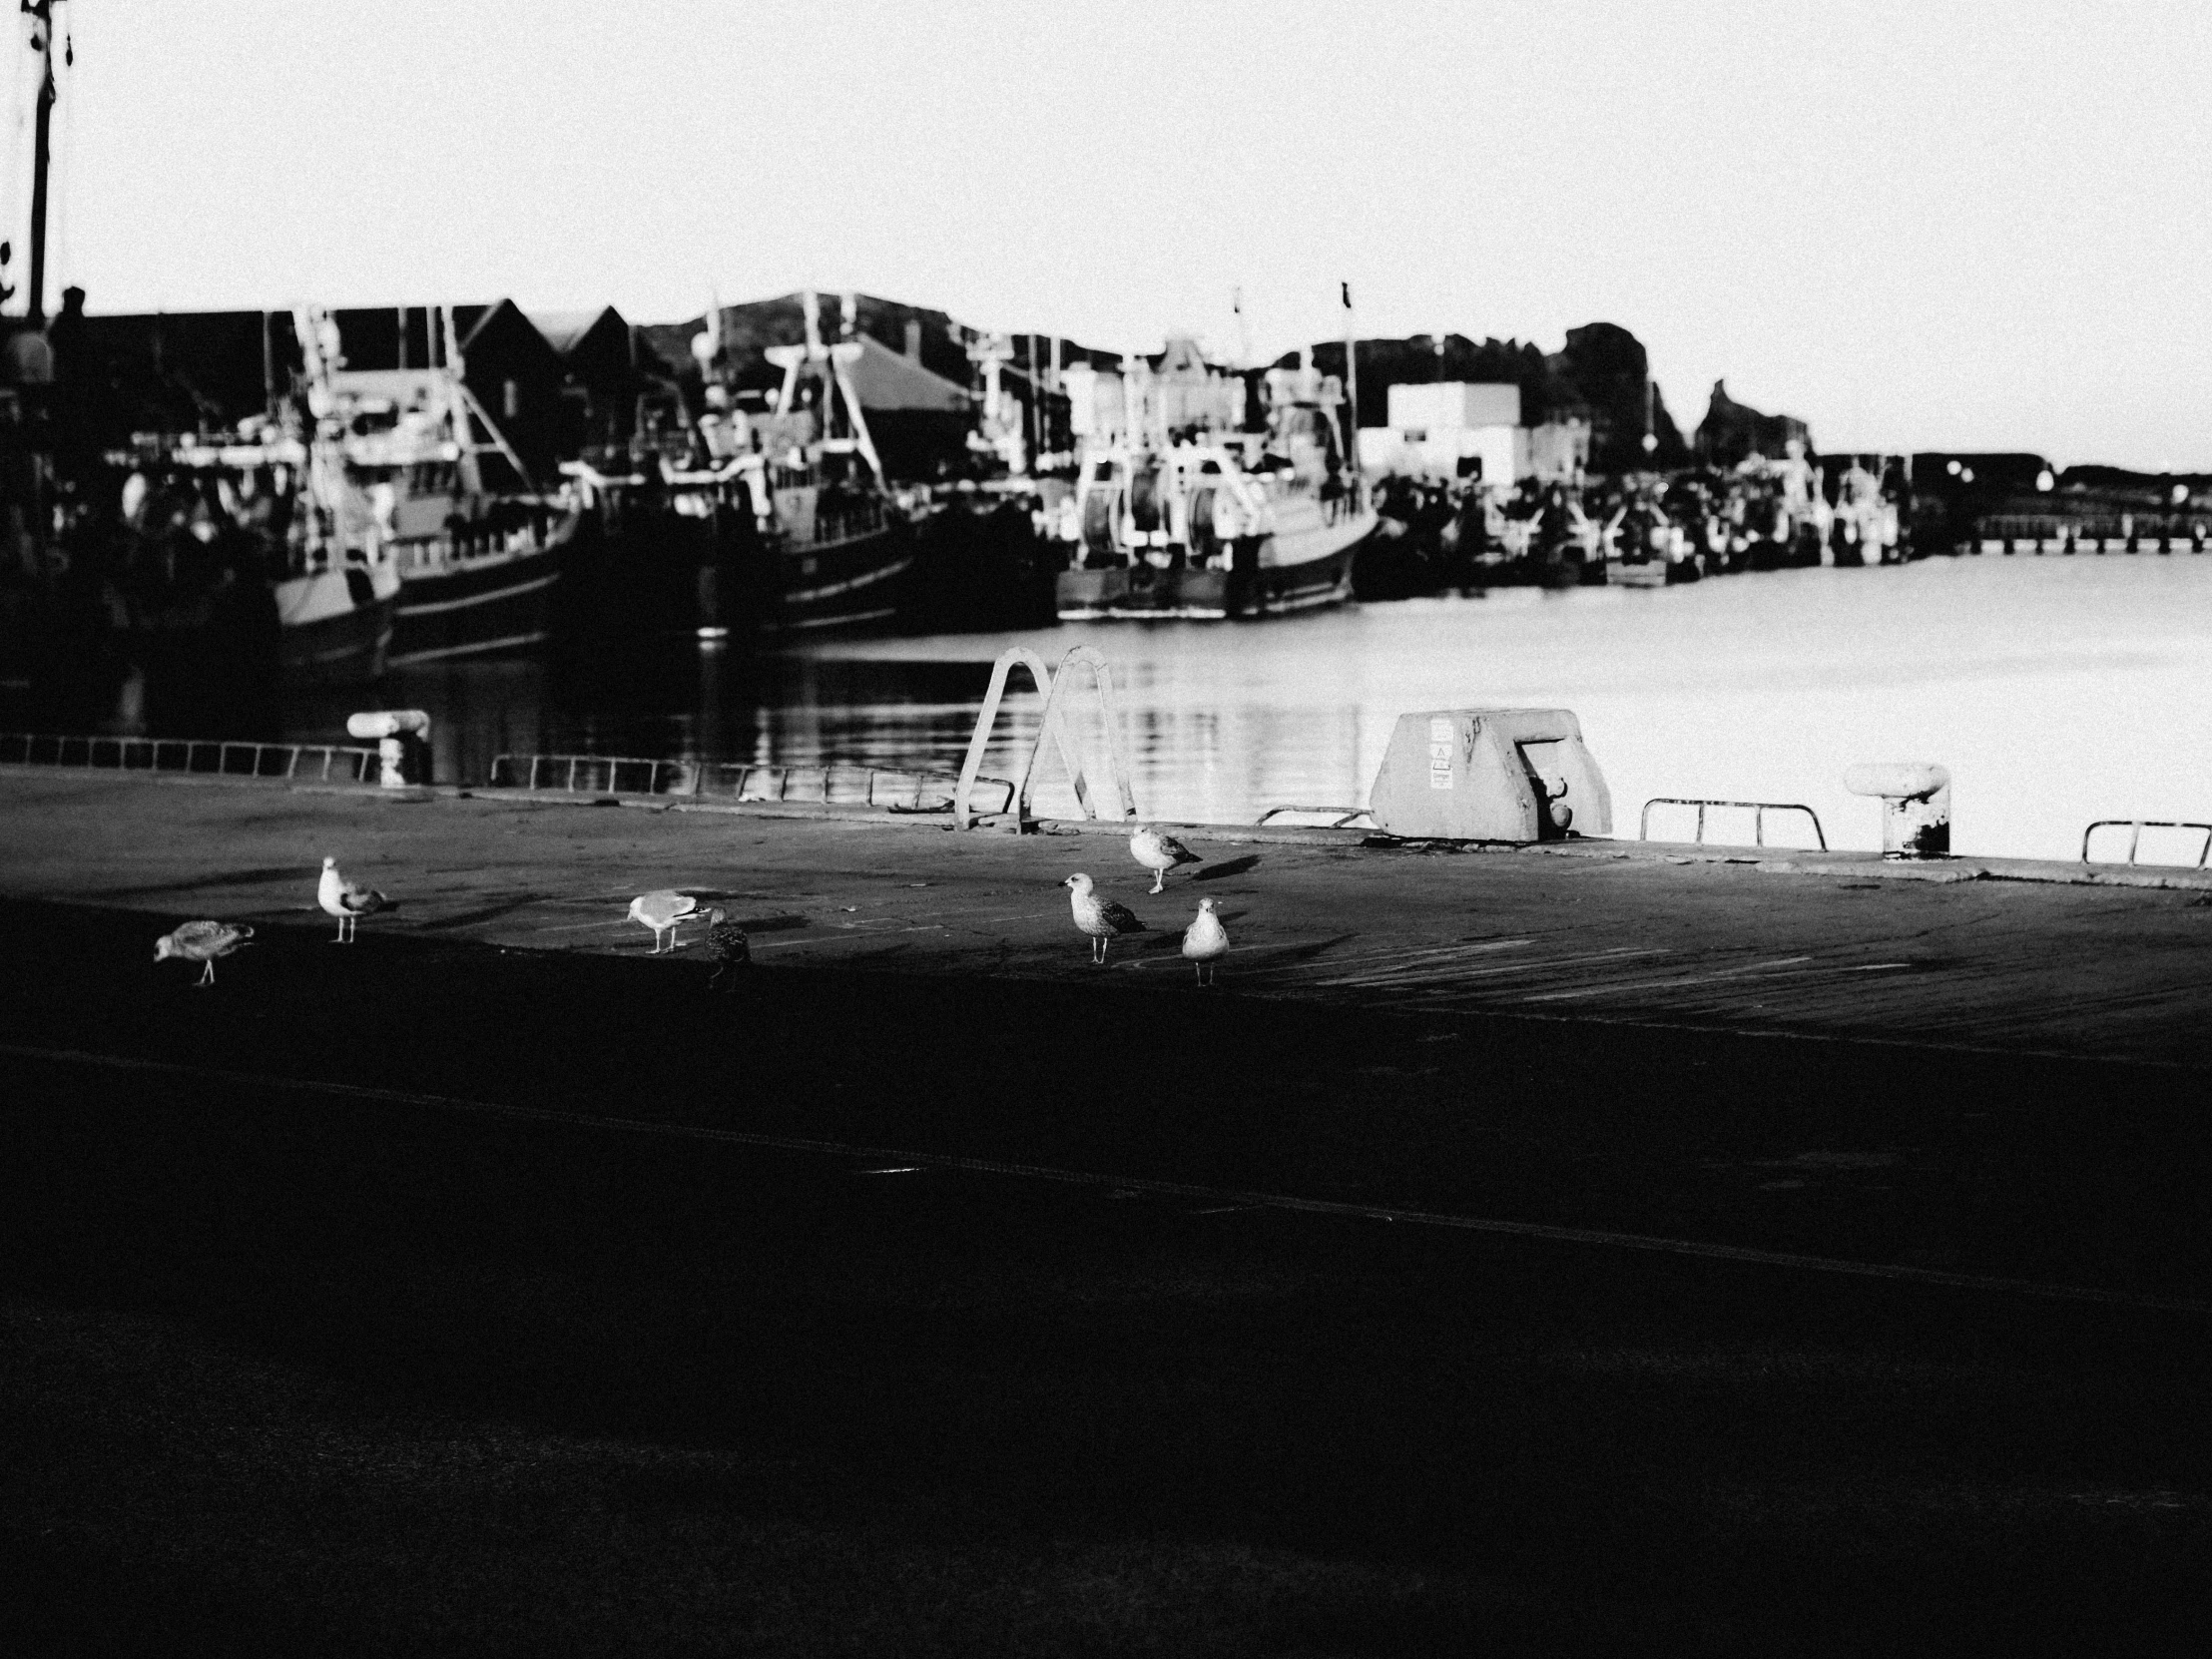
418,895 -> 548,931
1236,930 -> 1361,968
733,912 -> 810,933
1193,854 -> 1262,881
100,865 -> 308,898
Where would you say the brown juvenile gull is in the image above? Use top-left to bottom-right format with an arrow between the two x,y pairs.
628,889 -> 703,954
1064,872 -> 1146,964
704,908 -> 751,990
1129,824 -> 1201,895
1181,897 -> 1228,986
154,920 -> 255,988
317,856 -> 390,943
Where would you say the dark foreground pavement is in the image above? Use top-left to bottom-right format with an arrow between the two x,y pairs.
4,896 -> 2212,1656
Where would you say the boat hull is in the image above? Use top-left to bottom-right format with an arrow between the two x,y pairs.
276,569 -> 395,686
768,520 -> 917,633
563,503 -> 924,641
1605,558 -> 1670,589
389,540 -> 564,667
1058,509 -> 1374,621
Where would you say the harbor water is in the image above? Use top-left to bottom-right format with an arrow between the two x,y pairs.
256,556 -> 2212,863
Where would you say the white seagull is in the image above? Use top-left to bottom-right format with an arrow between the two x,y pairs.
1181,898 -> 1228,986
317,856 -> 390,943
1130,824 -> 1201,894
628,889 -> 703,953
154,919 -> 255,988
1064,872 -> 1146,964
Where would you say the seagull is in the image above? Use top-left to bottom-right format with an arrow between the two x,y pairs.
1064,872 -> 1145,964
1181,897 -> 1228,986
628,889 -> 702,954
1130,824 -> 1201,894
154,919 -> 255,988
317,856 -> 390,943
704,907 -> 751,990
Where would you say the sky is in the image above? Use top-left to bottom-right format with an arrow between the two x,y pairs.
9,0 -> 2211,469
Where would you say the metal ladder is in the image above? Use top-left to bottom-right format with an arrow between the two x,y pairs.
953,645 -> 1138,830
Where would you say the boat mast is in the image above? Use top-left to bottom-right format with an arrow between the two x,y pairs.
1341,281 -> 1360,482
767,288 -> 885,483
24,0 -> 63,319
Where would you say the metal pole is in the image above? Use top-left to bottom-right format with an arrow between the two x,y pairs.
26,0 -> 56,320
1342,281 -> 1360,486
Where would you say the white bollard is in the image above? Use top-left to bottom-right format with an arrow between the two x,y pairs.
1843,762 -> 1950,858
346,710 -> 432,789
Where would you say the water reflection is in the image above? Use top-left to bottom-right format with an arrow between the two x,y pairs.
14,558 -> 2211,861
799,559 -> 2212,860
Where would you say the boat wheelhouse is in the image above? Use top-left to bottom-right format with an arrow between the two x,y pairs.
1054,341 -> 1375,620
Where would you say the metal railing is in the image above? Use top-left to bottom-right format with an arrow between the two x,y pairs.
1640,797 -> 1828,850
1255,805 -> 1377,829
2080,820 -> 2212,867
0,732 -> 379,783
488,751 -> 1011,816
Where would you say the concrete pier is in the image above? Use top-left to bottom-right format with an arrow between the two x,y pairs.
5,767 -> 2211,1654
3,766 -> 2210,1065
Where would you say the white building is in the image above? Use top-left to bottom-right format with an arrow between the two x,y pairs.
1361,379 -> 1591,486
1526,419 -> 1591,481
1364,380 -> 1523,485
1386,382 -> 1521,430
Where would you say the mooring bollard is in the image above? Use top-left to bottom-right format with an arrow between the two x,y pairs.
346,710 -> 432,788
1368,709 -> 1611,841
1843,762 -> 1950,858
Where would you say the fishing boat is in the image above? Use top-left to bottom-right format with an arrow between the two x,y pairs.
1603,482 -> 1702,587
1053,341 -> 1375,620
564,290 -> 920,638
295,308 -> 579,666
159,424 -> 400,686
1726,447 -> 1829,570
1824,455 -> 1905,566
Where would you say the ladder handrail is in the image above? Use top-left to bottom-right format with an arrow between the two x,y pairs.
1022,646 -> 1137,827
954,647 -> 1082,829
953,646 -> 1137,830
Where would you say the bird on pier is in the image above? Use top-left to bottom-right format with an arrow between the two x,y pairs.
1181,897 -> 1228,986
628,889 -> 703,954
317,857 -> 390,943
154,919 -> 255,988
1130,824 -> 1201,894
1064,872 -> 1146,964
704,907 -> 751,990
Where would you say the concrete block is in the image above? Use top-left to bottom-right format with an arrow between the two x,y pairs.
1370,709 -> 1610,841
